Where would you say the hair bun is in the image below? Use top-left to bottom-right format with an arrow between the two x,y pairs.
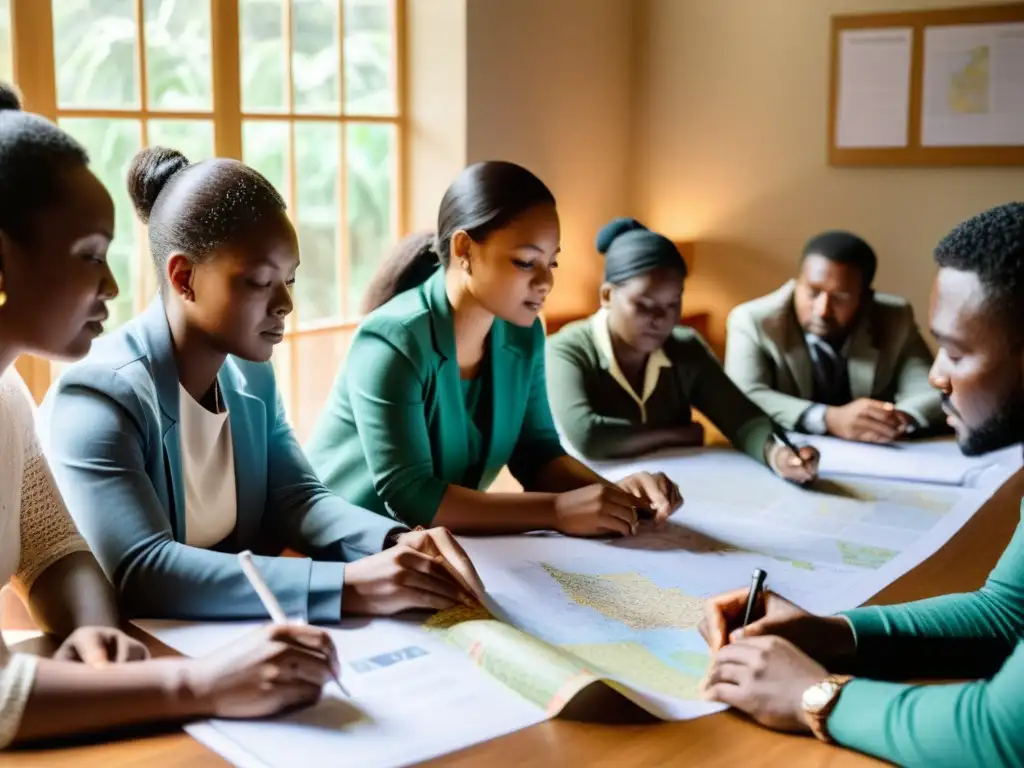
0,83 -> 23,112
127,146 -> 190,223
596,217 -> 648,254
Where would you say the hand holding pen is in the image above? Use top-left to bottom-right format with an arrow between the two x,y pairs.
768,427 -> 820,485
239,550 -> 351,696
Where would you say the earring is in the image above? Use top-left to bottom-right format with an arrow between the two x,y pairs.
0,272 -> 7,308
460,258 -> 470,273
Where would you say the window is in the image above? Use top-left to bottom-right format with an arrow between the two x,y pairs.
52,0 -> 216,329
5,0 -> 404,425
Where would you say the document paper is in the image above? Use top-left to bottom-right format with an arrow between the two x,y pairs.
785,434 -> 1021,486
835,28 -> 913,148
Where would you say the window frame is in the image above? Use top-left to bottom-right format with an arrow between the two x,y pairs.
7,0 -> 408,403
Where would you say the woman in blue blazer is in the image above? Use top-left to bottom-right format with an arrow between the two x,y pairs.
39,146 -> 482,623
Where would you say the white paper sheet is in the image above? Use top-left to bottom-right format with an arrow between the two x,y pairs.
136,618 -> 547,768
584,447 -> 1020,614
922,22 -> 1024,146
835,28 -> 913,148
785,434 -> 1021,486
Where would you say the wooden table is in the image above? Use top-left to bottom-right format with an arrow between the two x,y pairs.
5,467 -> 1023,767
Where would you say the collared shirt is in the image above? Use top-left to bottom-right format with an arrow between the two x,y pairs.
591,308 -> 673,424
546,312 -> 775,462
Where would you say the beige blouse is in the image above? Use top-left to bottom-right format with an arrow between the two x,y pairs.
0,368 -> 90,747
178,383 -> 237,549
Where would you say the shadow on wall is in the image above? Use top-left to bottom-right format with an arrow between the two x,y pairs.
683,238 -> 792,351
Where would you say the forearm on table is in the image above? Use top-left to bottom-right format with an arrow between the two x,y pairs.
829,656 -> 1024,768
563,420 -> 697,461
591,426 -> 703,461
843,592 -> 1022,680
117,543 -> 344,623
743,387 -> 812,432
13,657 -> 199,744
431,485 -> 559,535
25,552 -> 121,637
529,455 -> 612,493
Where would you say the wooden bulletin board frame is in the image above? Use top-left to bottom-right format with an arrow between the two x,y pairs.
828,2 -> 1024,167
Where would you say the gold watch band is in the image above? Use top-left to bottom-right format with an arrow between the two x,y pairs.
804,674 -> 853,744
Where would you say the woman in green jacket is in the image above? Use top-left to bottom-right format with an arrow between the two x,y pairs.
306,161 -> 682,534
546,218 -> 818,483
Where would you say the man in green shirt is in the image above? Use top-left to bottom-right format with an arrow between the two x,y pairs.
699,202 -> 1024,766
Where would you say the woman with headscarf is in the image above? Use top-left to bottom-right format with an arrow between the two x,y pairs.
547,218 -> 818,483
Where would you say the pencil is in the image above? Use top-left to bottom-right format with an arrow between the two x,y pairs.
238,550 -> 350,696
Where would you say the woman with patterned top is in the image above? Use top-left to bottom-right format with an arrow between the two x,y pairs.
0,84 -> 339,746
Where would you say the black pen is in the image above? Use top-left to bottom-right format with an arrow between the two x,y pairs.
770,424 -> 812,473
742,568 -> 768,628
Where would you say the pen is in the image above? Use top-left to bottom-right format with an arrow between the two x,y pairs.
238,550 -> 350,696
742,568 -> 767,628
771,424 -> 812,473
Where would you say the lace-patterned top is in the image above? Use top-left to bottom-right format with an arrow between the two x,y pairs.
0,367 -> 90,747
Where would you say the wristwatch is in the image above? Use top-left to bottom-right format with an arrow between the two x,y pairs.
801,674 -> 853,743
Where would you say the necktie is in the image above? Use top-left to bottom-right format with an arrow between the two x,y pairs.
810,338 -> 849,406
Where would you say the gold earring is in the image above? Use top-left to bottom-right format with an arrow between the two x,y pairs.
0,272 -> 7,308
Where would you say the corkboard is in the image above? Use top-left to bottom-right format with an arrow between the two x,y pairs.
828,3 -> 1024,166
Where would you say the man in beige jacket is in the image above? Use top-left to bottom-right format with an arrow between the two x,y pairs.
724,231 -> 943,443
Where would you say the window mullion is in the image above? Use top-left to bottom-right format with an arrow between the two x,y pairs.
211,0 -> 242,158
336,0 -> 349,319
9,0 -> 58,401
135,0 -> 151,315
394,0 -> 408,236
10,0 -> 57,117
284,0 -> 300,416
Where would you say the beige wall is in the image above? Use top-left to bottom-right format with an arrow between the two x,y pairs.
406,0 -> 468,232
636,0 -> 1024,349
465,0 -> 636,320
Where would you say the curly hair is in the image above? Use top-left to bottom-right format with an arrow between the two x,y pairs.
934,202 -> 1024,338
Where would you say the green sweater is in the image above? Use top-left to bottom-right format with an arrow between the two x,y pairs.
832,502 -> 1024,766
545,315 -> 774,462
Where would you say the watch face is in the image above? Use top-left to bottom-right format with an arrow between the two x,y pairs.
802,682 -> 834,712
